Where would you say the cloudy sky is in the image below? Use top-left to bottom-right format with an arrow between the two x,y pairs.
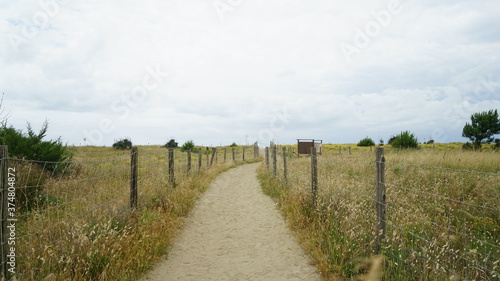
1,0 -> 499,147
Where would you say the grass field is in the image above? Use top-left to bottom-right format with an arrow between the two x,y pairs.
259,144 -> 499,280
15,145 -> 259,280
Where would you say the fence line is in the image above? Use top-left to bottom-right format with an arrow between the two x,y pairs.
0,144 -> 259,280
265,145 -> 499,280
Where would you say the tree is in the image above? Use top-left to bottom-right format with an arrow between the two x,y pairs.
391,131 -> 419,149
229,142 -> 238,147
462,109 -> 500,149
165,139 -> 178,148
357,137 -> 375,147
181,140 -> 195,152
113,138 -> 132,150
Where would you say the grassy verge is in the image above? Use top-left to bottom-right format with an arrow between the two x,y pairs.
258,148 -> 499,280
17,146 -> 260,280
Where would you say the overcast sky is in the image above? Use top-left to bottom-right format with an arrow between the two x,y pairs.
1,0 -> 499,147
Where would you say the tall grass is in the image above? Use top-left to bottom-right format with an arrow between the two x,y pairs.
15,145 -> 259,280
259,147 -> 499,280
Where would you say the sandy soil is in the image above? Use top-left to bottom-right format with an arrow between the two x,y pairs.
141,163 -> 321,281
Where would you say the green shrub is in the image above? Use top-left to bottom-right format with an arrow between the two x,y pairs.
164,139 -> 178,148
229,142 -> 238,147
391,131 -> 419,149
357,137 -> 375,147
112,138 -> 132,150
0,121 -> 72,172
0,121 -> 72,211
181,140 -> 195,152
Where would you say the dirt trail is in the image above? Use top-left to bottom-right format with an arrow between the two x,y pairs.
142,163 -> 320,281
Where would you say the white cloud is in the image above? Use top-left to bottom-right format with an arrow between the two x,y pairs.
1,0 -> 499,146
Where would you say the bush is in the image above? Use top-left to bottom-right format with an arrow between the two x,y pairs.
181,140 -> 195,152
0,121 -> 72,211
0,121 -> 72,172
112,138 -> 132,150
357,137 -> 375,147
391,131 -> 419,149
388,136 -> 397,145
229,142 -> 238,147
164,139 -> 178,148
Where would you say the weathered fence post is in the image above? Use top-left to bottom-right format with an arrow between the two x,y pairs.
232,148 -> 235,161
283,147 -> 287,184
349,146 -> 352,155
210,148 -> 217,165
168,148 -> 175,186
224,148 -> 227,162
339,146 -> 341,155
311,146 -> 318,209
130,147 -> 138,209
242,148 -> 245,161
272,146 -> 277,177
254,142 -> 259,158
206,148 -> 209,167
375,147 -> 386,253
0,145 -> 11,281
187,149 -> 191,173
198,148 -> 202,171
265,147 -> 269,171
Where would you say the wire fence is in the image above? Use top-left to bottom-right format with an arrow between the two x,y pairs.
265,145 -> 499,280
0,144 -> 258,280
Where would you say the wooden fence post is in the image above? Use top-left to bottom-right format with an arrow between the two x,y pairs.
187,150 -> 191,173
265,147 -> 269,171
232,148 -> 235,161
272,146 -> 277,177
210,148 -> 217,165
349,146 -> 352,155
282,147 -> 287,184
198,148 -> 202,171
242,148 -> 245,161
168,148 -> 175,186
130,147 -> 138,209
224,148 -> 227,162
375,147 -> 386,253
0,145 -> 11,281
254,142 -> 259,158
311,146 -> 318,209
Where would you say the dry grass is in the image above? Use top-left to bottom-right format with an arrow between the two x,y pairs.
15,145 -> 260,280
259,145 -> 499,280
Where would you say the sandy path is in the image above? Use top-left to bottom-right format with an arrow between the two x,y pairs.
142,163 -> 320,281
